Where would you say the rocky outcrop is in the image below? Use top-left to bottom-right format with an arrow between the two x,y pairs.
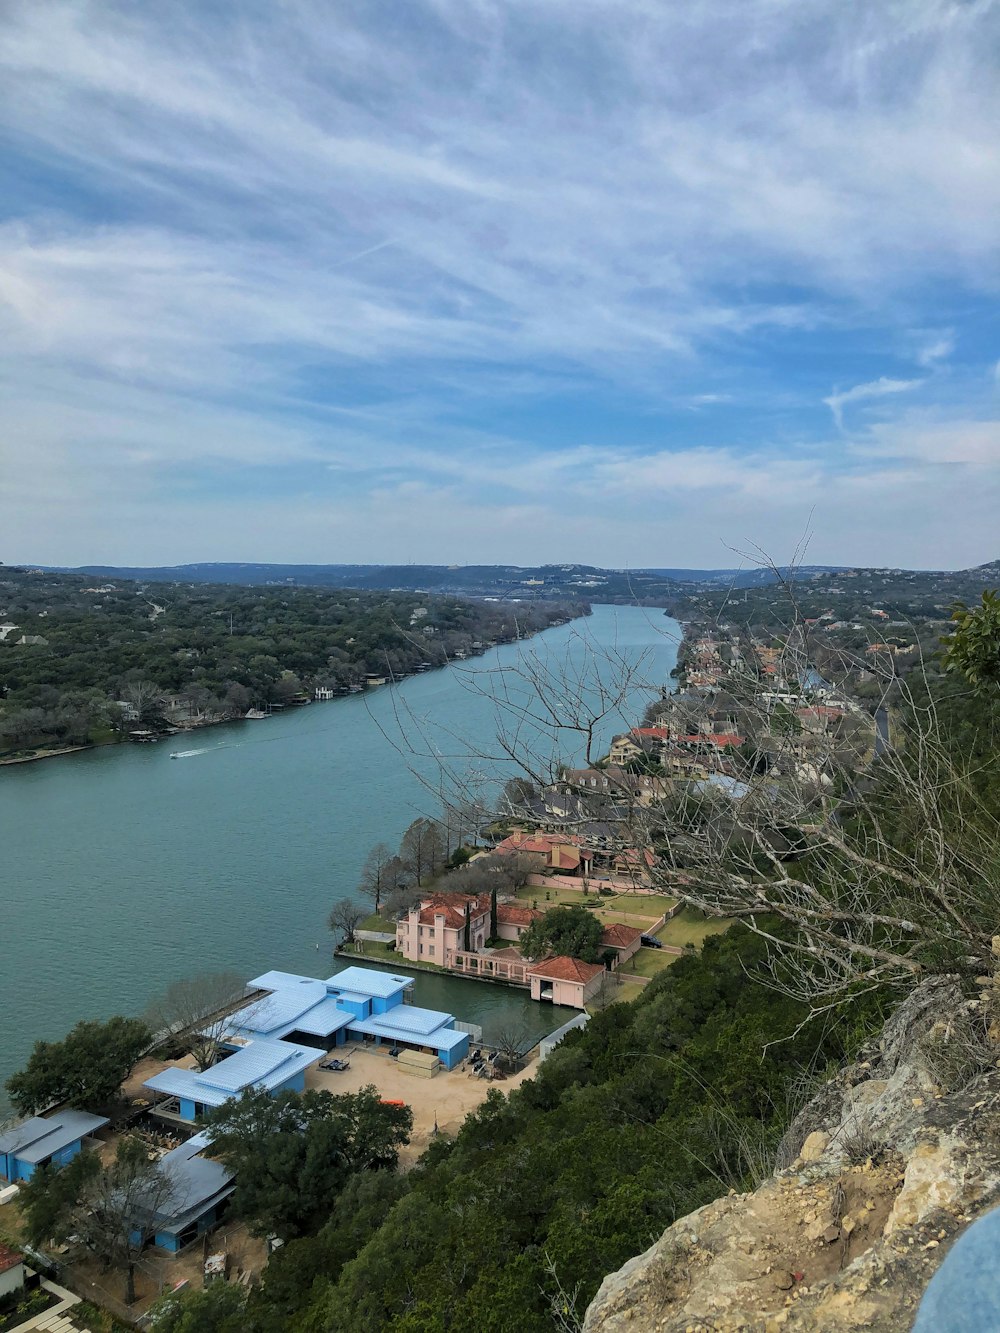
584,979 -> 1000,1332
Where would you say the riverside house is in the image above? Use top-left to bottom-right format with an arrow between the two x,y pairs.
396,891 -> 492,963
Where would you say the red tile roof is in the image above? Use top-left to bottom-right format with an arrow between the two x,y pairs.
631,726 -> 670,739
600,923 -> 643,949
0,1244 -> 23,1277
528,955 -> 606,984
496,904 -> 543,927
417,892 -> 491,929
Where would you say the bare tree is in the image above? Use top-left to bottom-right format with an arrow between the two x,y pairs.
489,1022 -> 532,1073
145,972 -> 248,1072
399,817 -> 446,887
357,841 -> 395,916
329,898 -> 364,946
387,550 -> 1000,1014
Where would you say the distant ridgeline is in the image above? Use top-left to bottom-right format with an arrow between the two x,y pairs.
45,559 -> 849,599
0,567 -> 584,757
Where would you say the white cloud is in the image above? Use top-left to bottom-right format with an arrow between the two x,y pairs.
824,377 -> 924,429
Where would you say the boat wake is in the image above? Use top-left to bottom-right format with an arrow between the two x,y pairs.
170,746 -> 223,759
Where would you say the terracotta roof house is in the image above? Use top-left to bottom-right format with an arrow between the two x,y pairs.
496,903 -> 544,942
492,830 -> 594,877
396,891 -> 491,964
527,956 -> 606,1008
599,923 -> 643,966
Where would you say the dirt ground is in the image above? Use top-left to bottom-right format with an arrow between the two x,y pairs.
306,1043 -> 538,1164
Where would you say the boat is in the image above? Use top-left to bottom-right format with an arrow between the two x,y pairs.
244,708 -> 269,720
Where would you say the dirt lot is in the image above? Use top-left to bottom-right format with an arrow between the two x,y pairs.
307,1044 -> 538,1164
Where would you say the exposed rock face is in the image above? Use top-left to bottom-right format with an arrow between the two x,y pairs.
584,979 -> 1000,1333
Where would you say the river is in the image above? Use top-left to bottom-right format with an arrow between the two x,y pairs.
0,604 -> 680,1094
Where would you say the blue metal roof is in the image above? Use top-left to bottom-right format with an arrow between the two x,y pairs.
144,1039 -> 318,1105
141,1132 -> 235,1231
349,1005 -> 454,1040
431,1028 -> 468,1051
247,969 -> 320,991
225,982 -> 328,1036
197,1039 -> 316,1093
326,966 -> 414,999
0,1110 -> 109,1164
286,997 -> 353,1038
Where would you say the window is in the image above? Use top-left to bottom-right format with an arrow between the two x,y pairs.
419,944 -> 424,954
428,945 -> 435,957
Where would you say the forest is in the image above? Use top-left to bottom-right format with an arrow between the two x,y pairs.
0,568 -> 584,757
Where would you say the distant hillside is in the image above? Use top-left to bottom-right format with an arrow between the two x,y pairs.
39,561 -> 849,599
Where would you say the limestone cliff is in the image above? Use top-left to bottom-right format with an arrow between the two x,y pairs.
584,978 -> 1000,1332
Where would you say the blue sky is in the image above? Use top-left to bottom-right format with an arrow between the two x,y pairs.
2,0 -> 1000,569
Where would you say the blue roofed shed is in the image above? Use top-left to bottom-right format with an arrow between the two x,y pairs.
0,1110 -> 109,1183
347,1006 -> 469,1070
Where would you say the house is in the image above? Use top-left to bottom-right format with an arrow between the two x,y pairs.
527,957 -> 606,1008
491,830 -> 594,877
0,1244 -> 26,1300
134,1132 -> 235,1255
599,923 -> 643,966
495,903 -> 543,942
0,1110 -> 109,1183
396,892 -> 492,964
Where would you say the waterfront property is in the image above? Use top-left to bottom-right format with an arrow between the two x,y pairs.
396,891 -> 491,964
599,923 -> 643,966
528,956 -> 606,1007
144,964 -> 472,1123
144,1039 -> 319,1124
134,1132 -> 235,1254
0,1110 -> 109,1183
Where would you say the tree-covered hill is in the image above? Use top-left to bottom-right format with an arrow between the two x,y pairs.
0,568 -> 584,757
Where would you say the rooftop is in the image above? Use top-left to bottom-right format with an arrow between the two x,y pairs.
351,1004 -> 456,1040
528,956 -> 606,984
326,966 -> 414,998
0,1244 -> 23,1276
144,1039 -> 318,1108
0,1109 -> 110,1165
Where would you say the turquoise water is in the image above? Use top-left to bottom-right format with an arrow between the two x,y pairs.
0,605 -> 679,1091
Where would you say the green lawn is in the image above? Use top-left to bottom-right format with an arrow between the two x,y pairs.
655,907 -> 734,949
622,946 -> 679,978
515,886 -> 677,916
358,912 -> 387,933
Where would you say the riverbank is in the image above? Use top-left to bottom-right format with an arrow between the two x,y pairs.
0,743 -> 95,766
0,605 -> 677,1095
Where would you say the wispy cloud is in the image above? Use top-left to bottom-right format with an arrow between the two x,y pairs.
1,0 -> 1000,565
824,378 -> 924,429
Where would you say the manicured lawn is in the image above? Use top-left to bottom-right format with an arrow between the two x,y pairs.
515,886 -> 677,916
655,907 -> 734,949
622,946 -> 678,978
358,912 -> 387,933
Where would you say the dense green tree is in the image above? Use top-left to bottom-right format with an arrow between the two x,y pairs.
204,1086 -> 412,1240
519,904 -> 604,962
943,589 -> 1000,694
6,1015 -> 151,1114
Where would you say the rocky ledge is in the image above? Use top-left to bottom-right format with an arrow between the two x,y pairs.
584,977 -> 1000,1332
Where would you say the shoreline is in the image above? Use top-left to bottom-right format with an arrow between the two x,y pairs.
0,742 -> 96,766
0,610 -> 590,772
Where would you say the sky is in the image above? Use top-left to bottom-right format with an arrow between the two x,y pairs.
2,0 -> 1000,571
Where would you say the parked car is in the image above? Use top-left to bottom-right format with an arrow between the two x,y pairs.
640,934 -> 663,949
